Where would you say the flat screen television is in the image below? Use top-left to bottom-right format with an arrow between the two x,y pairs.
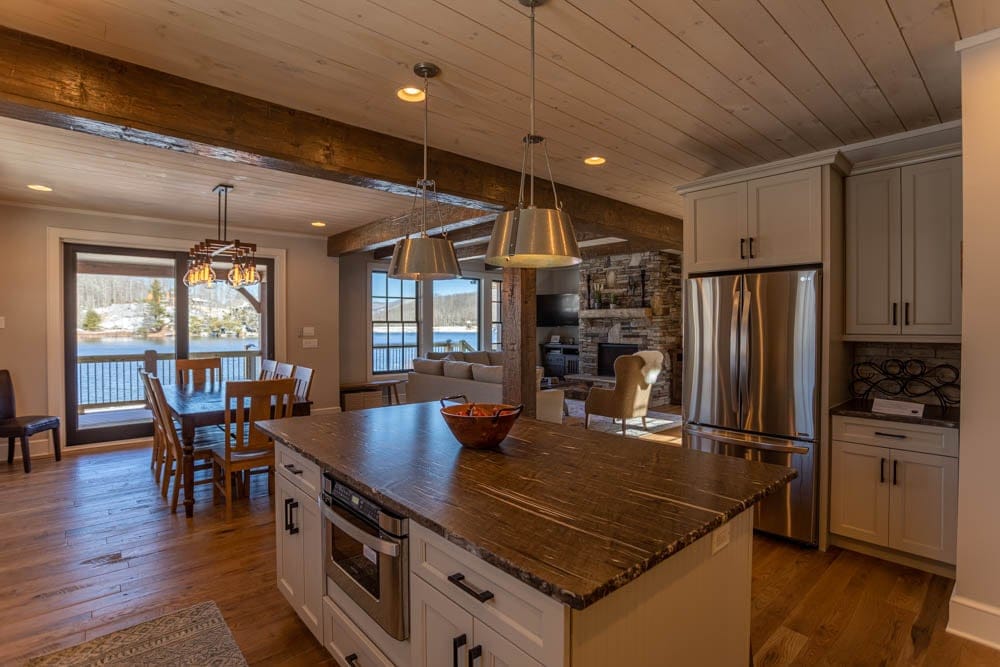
537,293 -> 580,326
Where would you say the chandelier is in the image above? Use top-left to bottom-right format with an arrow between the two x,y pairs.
485,0 -> 581,268
183,184 -> 260,289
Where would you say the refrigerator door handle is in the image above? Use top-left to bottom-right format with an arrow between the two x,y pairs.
738,285 -> 751,421
729,286 -> 741,413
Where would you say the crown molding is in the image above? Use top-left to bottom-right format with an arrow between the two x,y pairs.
675,149 -> 849,195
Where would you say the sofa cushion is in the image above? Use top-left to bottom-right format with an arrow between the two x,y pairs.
471,364 -> 503,384
488,351 -> 505,365
444,352 -> 466,362
464,351 -> 491,365
426,352 -> 450,361
443,360 -> 474,379
412,358 -> 444,375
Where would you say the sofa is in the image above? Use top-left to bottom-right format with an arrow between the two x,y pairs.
405,351 -> 564,424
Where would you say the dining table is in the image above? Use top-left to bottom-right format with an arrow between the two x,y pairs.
159,381 -> 312,518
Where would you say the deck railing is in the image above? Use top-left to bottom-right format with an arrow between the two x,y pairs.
76,350 -> 261,412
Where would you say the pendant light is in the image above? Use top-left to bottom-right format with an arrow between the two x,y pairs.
388,63 -> 462,281
485,0 -> 580,268
183,185 -> 260,290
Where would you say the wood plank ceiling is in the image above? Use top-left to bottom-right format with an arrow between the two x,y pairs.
0,0 -> 993,220
0,115 -> 414,236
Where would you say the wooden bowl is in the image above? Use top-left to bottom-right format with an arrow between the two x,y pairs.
439,396 -> 523,449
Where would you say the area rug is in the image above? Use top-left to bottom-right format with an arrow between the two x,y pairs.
562,398 -> 684,445
27,601 -> 247,666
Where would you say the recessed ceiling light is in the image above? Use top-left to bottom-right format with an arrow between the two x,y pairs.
27,184 -> 53,192
583,156 -> 606,166
310,221 -> 327,228
396,86 -> 425,103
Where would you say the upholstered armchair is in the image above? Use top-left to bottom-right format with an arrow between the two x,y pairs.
584,351 -> 664,436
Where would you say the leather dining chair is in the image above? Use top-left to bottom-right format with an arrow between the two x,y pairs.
0,369 -> 61,473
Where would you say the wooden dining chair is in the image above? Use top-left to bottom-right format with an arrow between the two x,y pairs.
176,357 -> 222,388
212,378 -> 295,519
273,362 -> 295,379
147,373 -> 221,511
140,370 -> 167,484
292,366 -> 315,400
259,359 -> 278,380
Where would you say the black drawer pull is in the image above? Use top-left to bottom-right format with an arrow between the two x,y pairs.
453,634 -> 467,667
283,497 -> 294,532
893,460 -> 899,486
288,499 -> 299,535
468,645 -> 482,667
740,237 -> 746,260
880,458 -> 886,484
448,573 -> 495,603
345,653 -> 359,667
748,236 -> 755,258
874,431 -> 907,439
284,463 -> 303,475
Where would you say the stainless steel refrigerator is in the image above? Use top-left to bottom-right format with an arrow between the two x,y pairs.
683,268 -> 820,544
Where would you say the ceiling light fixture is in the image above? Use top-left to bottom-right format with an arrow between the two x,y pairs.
27,184 -> 52,192
388,63 -> 462,281
583,156 -> 606,166
310,221 -> 327,228
183,184 -> 260,290
485,0 -> 580,269
396,86 -> 425,103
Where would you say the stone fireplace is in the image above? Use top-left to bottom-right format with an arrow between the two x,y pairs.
597,343 -> 639,377
577,251 -> 682,405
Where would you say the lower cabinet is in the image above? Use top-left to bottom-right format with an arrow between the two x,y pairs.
831,439 -> 958,564
411,576 -> 541,667
323,597 -> 394,667
276,467 -> 323,641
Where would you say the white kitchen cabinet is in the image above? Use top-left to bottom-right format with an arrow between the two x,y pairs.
323,596 -> 394,667
276,446 -> 323,642
684,181 -> 748,273
830,417 -> 958,565
472,619 -> 542,667
888,448 -> 959,563
747,168 -> 823,269
845,157 -> 962,338
683,168 -> 822,273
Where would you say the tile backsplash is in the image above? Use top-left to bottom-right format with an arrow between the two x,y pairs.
851,343 -> 961,406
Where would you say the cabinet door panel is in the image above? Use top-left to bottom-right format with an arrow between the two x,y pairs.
300,490 -> 323,641
901,158 -> 962,335
684,182 -> 748,273
411,576 -> 475,667
473,619 -> 544,667
747,168 -> 822,268
889,450 -> 958,564
276,476 -> 303,610
845,169 -> 901,334
830,441 -> 891,546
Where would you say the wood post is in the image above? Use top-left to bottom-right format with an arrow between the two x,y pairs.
501,268 -> 537,418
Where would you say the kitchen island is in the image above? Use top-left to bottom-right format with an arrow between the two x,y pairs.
258,402 -> 795,666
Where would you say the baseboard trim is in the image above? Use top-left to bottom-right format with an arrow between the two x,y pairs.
828,534 -> 955,578
2,434 -> 57,462
948,594 -> 1000,650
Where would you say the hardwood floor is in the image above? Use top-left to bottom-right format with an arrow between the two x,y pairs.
1,445 -> 997,666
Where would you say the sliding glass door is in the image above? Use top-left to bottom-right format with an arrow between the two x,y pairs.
64,243 -> 275,446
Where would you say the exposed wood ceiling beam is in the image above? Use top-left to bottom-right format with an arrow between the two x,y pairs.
370,220 -> 498,260
0,26 -> 681,254
326,207 -> 494,257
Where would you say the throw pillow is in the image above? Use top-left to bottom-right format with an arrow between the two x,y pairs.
426,352 -> 450,360
471,364 -> 503,384
444,352 -> 466,362
464,351 -> 490,365
443,360 -> 474,379
412,358 -> 444,375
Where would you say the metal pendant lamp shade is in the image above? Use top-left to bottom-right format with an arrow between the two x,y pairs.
388,62 -> 461,281
484,206 -> 580,268
486,0 -> 580,268
389,234 -> 461,281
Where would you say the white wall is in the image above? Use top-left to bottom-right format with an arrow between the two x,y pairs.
950,30 -> 1000,649
0,204 -> 341,444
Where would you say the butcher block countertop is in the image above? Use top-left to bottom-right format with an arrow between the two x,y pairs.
257,402 -> 795,610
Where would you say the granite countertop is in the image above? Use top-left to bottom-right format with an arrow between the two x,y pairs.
831,398 -> 960,429
257,403 -> 795,610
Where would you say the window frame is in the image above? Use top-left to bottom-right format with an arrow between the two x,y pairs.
368,267 -> 420,376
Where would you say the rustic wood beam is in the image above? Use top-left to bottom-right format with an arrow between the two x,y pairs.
327,207 -> 494,256
0,27 -> 681,254
371,220 -> 498,260
501,268 -> 537,418
578,238 -> 675,260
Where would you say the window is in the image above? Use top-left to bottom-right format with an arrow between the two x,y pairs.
491,279 -> 503,351
371,270 -> 419,374
432,278 -> 481,355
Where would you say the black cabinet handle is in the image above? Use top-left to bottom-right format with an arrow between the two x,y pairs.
468,645 -> 482,667
448,573 -> 495,603
748,236 -> 755,258
288,499 -> 299,535
453,634 -> 467,667
345,654 -> 359,667
875,431 -> 907,439
892,302 -> 898,326
893,460 -> 899,486
740,238 -> 746,260
880,458 -> 886,484
284,463 -> 303,475
283,497 -> 293,532
905,302 -> 910,326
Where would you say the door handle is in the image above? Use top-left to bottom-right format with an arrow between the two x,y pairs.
345,653 -> 359,667
740,237 -> 746,260
448,573 -> 495,603
893,460 -> 899,485
283,463 -> 303,475
748,236 -> 755,258
892,302 -> 898,326
468,645 -> 483,666
283,497 -> 293,532
453,634 -> 467,667
880,458 -> 886,484
288,499 -> 299,535
904,302 -> 910,326
319,501 -> 400,556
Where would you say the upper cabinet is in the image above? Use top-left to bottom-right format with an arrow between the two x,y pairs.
684,167 -> 823,273
846,157 -> 962,339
